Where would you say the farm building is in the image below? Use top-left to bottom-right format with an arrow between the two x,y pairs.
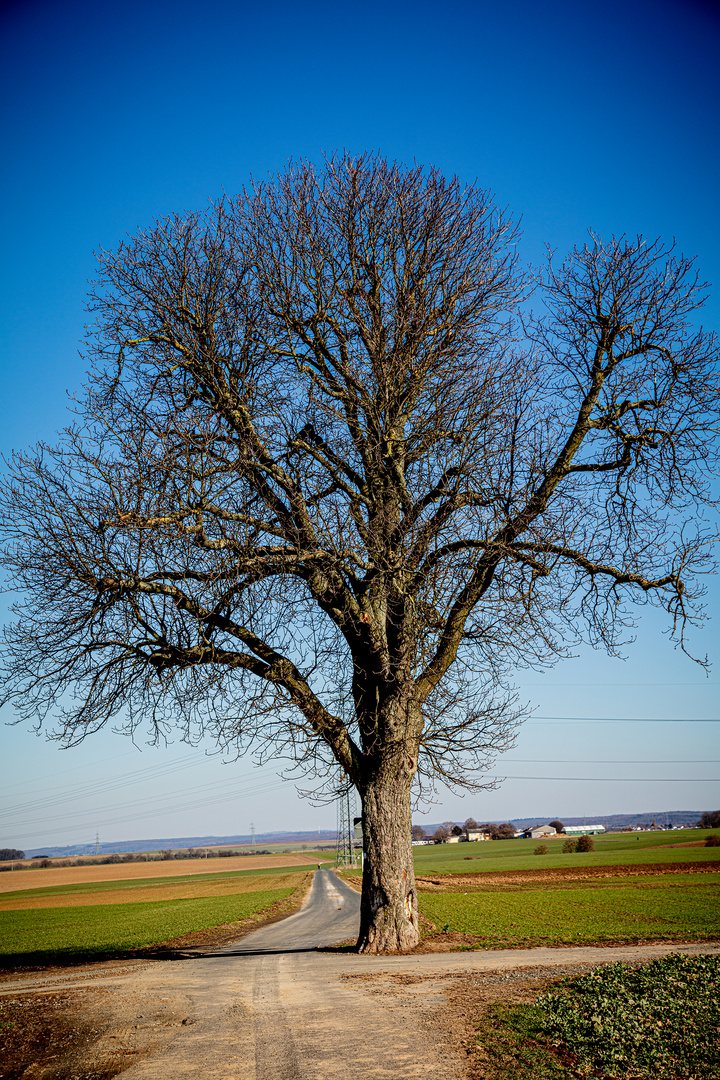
519,826 -> 557,839
465,829 -> 492,842
564,824 -> 606,836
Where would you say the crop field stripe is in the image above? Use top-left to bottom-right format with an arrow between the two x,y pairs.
0,862 -> 321,902
0,871 -> 310,910
417,871 -> 720,893
0,852 -> 328,893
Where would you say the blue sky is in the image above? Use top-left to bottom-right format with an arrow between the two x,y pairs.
1,0 -> 718,851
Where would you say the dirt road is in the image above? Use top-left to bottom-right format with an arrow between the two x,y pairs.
2,870 -> 718,1079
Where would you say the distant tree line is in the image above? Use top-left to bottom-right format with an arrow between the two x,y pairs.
0,846 -> 278,871
411,819 -> 517,842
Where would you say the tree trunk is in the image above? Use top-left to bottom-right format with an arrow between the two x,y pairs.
356,758 -> 420,953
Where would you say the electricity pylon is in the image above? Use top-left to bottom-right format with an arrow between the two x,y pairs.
335,787 -> 357,867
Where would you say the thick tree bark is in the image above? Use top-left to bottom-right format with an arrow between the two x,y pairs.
356,757 -> 420,953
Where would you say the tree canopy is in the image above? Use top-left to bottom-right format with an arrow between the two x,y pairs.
1,153 -> 718,950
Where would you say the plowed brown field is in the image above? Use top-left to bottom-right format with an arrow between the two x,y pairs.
0,853 -> 319,893
416,860 -> 720,890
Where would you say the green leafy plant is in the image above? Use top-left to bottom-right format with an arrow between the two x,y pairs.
562,839 -> 576,853
538,953 -> 720,1078
575,835 -> 595,852
534,844 -> 549,855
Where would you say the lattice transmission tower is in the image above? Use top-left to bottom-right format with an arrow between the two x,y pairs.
335,787 -> 358,867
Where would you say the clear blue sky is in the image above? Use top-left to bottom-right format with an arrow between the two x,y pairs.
1,0 -> 718,851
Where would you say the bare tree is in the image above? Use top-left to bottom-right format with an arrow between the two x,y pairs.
433,826 -> 450,842
464,817 -> 480,831
411,825 -> 426,841
1,154 -> 718,952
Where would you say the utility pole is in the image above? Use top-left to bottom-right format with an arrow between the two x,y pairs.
250,822 -> 256,849
94,831 -> 100,856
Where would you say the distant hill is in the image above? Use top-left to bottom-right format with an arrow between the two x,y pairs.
22,809 -> 710,857
25,831 -> 337,858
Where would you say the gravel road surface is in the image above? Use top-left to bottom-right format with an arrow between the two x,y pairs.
212,866 -> 361,955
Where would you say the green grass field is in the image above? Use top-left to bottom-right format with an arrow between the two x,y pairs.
327,829 -> 720,948
0,888 -> 295,967
407,830 -> 720,947
2,830 -> 717,967
420,875 -> 719,946
0,864 -> 315,968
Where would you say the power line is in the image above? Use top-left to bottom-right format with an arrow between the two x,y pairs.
3,775 -> 291,840
0,746 -> 148,795
1,751 -> 212,817
529,717 -> 719,723
496,775 -> 719,782
2,765 -> 272,824
522,682 -> 717,687
501,759 -> 718,764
